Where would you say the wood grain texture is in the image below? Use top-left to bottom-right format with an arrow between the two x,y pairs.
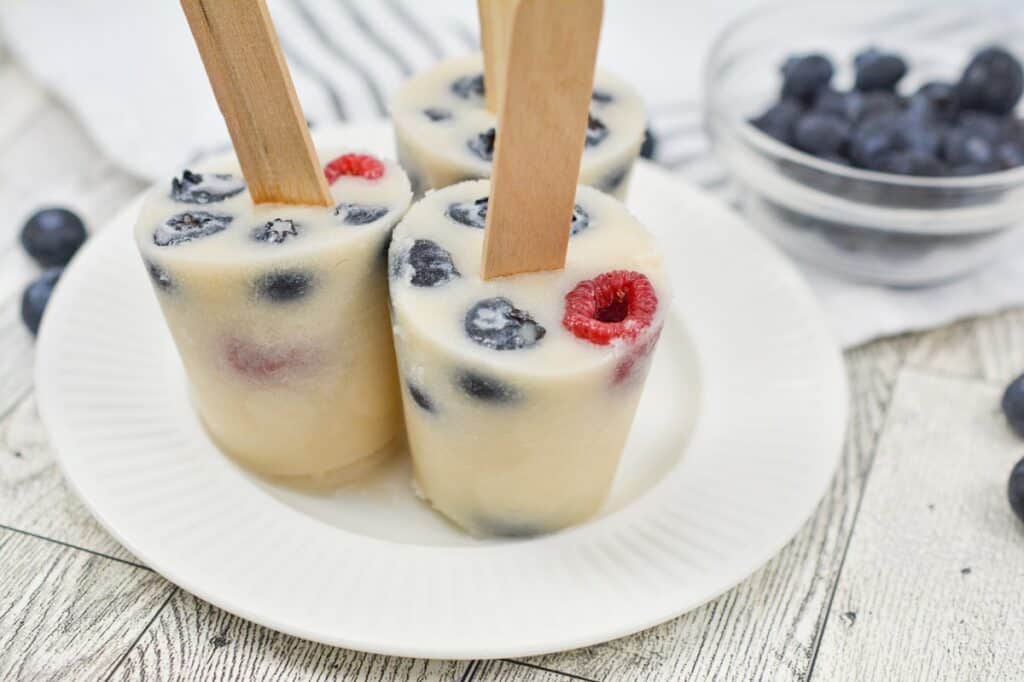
481,0 -> 602,278
181,0 -> 332,207
477,0 -> 519,114
511,338 -> 911,681
0,528 -> 173,681
810,369 -> 1024,681
112,589 -> 471,681
907,309 -> 1024,386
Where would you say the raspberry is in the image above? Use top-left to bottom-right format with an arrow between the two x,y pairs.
324,153 -> 385,183
563,270 -> 658,346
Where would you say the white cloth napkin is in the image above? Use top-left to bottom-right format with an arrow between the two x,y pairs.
3,0 -> 1023,348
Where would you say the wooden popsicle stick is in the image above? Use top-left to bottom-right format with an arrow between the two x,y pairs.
181,0 -> 332,207
477,0 -> 519,114
481,0 -> 603,279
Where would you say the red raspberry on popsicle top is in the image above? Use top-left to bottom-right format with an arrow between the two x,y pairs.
563,270 -> 658,345
324,153 -> 385,183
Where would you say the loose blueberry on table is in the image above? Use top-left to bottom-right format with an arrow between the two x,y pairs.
1009,457 -> 1024,523
20,267 -> 63,336
20,207 -> 88,268
750,44 -> 1024,177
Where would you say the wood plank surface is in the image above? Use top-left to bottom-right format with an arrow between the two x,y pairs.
0,528 -> 172,681
810,369 -> 1024,681
112,589 -> 471,682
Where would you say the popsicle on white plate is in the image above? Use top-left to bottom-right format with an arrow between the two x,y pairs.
390,54 -> 646,199
135,150 -> 411,481
388,179 -> 670,535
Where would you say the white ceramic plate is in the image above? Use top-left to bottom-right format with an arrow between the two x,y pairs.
35,124 -> 847,660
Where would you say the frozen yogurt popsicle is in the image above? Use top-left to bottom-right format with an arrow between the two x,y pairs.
388,179 -> 670,535
135,150 -> 411,480
390,55 -> 646,199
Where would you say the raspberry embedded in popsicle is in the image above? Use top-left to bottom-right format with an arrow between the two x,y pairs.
562,270 -> 658,345
324,153 -> 386,183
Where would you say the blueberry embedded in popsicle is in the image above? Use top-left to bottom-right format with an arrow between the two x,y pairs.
254,270 -> 316,303
585,114 -> 609,147
335,203 -> 389,226
170,170 -> 246,204
591,89 -> 614,104
392,239 -> 460,287
423,107 -> 453,122
407,382 -> 436,413
446,197 -> 489,229
569,204 -> 591,235
451,73 -> 485,99
145,260 -> 176,292
464,297 -> 546,351
251,218 -> 300,244
468,128 -> 497,161
455,370 -> 520,404
154,211 -> 233,246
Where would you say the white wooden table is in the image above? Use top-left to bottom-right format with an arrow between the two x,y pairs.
2,44 -> 1023,682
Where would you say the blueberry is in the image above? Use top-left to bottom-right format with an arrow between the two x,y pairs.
455,370 -> 520,403
468,128 -> 496,161
407,382 -> 435,413
997,141 -> 1024,169
591,89 -> 614,104
899,120 -> 943,157
170,170 -> 245,204
464,297 -> 545,351
957,111 -> 1005,143
451,73 -> 485,99
943,126 -> 998,170
1001,373 -> 1024,438
813,88 -> 857,121
907,82 -> 960,122
794,113 -> 851,155
20,207 -> 88,268
850,113 -> 903,167
855,91 -> 905,123
959,46 -> 1023,115
145,260 -> 175,292
876,151 -> 947,177
854,48 -> 908,92
780,54 -> 834,102
750,99 -> 804,144
601,167 -> 629,193
394,239 -> 460,287
154,211 -> 232,247
20,267 -> 62,336
423,107 -> 452,122
335,203 -> 388,226
255,270 -> 315,302
446,197 -> 489,229
586,114 -> 609,147
570,204 -> 591,236
252,218 -> 299,244
1009,457 -> 1024,523
640,128 -> 657,159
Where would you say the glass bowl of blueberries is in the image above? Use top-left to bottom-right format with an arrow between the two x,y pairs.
705,0 -> 1024,286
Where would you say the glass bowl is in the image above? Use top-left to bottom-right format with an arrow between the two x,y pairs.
704,0 -> 1024,286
